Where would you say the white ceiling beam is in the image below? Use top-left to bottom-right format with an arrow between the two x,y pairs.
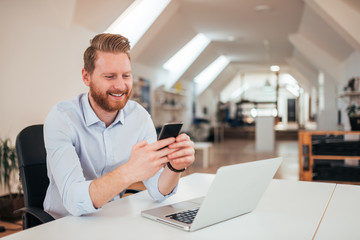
289,33 -> 342,83
286,56 -> 317,87
304,0 -> 360,51
207,65 -> 238,96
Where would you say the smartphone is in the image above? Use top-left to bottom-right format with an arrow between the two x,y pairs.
158,122 -> 183,140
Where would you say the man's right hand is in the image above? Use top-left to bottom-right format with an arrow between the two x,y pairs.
123,137 -> 177,183
89,137 -> 176,209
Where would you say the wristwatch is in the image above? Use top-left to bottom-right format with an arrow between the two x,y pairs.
166,162 -> 186,173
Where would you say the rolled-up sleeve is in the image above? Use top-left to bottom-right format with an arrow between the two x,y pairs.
44,107 -> 99,217
143,168 -> 178,201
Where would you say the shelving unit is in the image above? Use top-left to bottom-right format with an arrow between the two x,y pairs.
339,91 -> 360,105
131,77 -> 151,113
153,87 -> 187,125
299,130 -> 360,184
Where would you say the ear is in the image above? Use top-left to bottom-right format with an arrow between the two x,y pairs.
82,68 -> 91,87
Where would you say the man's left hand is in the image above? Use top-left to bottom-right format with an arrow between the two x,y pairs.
166,133 -> 195,171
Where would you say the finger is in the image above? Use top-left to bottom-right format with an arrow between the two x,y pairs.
156,156 -> 171,166
157,147 -> 177,158
175,133 -> 190,142
150,156 -> 169,174
168,139 -> 194,149
133,140 -> 148,150
167,147 -> 195,159
171,156 -> 194,165
170,156 -> 195,168
148,137 -> 176,151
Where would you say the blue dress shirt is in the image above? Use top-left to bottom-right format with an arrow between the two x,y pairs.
43,93 -> 175,218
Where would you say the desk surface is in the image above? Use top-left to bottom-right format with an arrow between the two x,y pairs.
315,184 -> 360,240
4,174 -> 336,240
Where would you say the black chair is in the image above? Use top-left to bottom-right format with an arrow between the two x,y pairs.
15,124 -> 54,229
15,124 -> 141,229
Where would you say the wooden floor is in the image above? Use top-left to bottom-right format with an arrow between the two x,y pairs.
1,138 -> 299,237
129,138 -> 299,189
0,219 -> 22,238
183,139 -> 299,180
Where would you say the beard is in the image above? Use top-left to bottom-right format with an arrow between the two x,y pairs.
89,82 -> 132,112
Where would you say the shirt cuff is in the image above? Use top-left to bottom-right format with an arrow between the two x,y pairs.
65,180 -> 101,216
143,168 -> 178,201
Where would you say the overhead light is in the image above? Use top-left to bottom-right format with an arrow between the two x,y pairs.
250,108 -> 257,118
270,65 -> 280,72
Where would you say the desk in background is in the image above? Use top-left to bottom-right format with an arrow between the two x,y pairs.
194,142 -> 212,168
314,184 -> 360,240
3,174 -> 336,240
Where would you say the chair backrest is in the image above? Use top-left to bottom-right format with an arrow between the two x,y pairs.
16,124 -> 49,211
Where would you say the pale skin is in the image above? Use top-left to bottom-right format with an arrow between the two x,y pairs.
82,51 -> 195,209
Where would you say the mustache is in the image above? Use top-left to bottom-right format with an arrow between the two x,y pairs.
107,89 -> 130,95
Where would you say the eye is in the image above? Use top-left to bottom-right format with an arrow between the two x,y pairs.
105,75 -> 115,79
123,74 -> 132,79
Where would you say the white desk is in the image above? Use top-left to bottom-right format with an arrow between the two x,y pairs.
314,184 -> 360,240
3,174 -> 335,240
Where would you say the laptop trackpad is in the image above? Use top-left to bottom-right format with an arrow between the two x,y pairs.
169,197 -> 204,210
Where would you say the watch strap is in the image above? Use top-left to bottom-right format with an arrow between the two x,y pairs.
166,162 -> 186,173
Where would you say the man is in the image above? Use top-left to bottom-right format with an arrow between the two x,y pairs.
43,33 -> 195,218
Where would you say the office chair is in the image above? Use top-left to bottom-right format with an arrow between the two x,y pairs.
15,124 -> 55,229
15,124 -> 142,229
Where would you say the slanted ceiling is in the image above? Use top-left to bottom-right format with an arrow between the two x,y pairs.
70,0 -> 359,93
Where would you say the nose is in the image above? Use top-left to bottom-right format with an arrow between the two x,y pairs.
114,77 -> 126,90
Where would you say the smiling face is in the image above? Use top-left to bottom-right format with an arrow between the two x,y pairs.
82,51 -> 133,115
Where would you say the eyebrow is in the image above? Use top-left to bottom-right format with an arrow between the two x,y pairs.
100,71 -> 132,76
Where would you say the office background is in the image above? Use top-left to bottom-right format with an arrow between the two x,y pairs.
1,0 -> 360,218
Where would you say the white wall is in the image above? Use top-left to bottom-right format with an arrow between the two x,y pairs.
0,0 -> 95,143
0,0 -> 97,195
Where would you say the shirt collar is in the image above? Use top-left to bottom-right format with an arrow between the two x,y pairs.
111,109 -> 125,127
81,93 -> 125,127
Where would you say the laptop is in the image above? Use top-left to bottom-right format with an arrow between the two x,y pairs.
141,157 -> 282,231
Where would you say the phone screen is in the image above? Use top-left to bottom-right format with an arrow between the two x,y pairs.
158,122 -> 183,140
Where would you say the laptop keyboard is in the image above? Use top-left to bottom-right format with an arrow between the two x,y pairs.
166,208 -> 199,224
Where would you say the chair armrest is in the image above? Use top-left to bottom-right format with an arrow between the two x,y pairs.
125,189 -> 142,194
15,207 -> 55,223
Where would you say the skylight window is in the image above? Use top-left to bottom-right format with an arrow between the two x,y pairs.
105,0 -> 170,47
163,33 -> 210,89
194,55 -> 230,96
